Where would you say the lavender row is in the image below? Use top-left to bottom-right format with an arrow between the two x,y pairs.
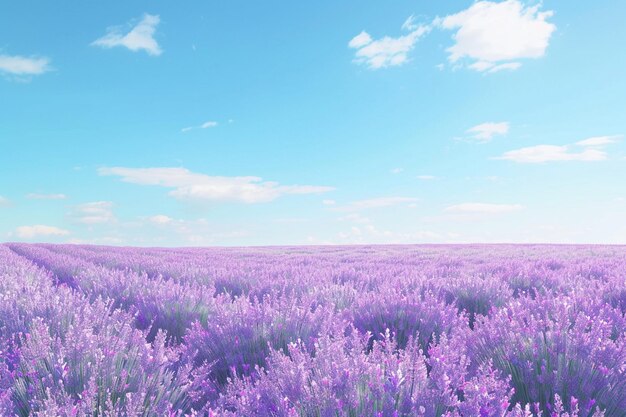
0,245 -> 193,415
1,243 -> 624,415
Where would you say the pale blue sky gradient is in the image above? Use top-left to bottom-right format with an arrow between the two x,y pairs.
1,0 -> 625,245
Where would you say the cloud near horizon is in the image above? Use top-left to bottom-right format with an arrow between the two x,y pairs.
445,203 -> 524,214
92,14 -> 162,56
14,225 -> 70,239
496,135 -> 622,163
71,201 -> 116,224
99,167 -> 334,203
331,196 -> 418,212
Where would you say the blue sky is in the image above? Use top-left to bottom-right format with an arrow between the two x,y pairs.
1,0 -> 625,246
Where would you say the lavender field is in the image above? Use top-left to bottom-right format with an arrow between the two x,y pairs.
0,243 -> 624,416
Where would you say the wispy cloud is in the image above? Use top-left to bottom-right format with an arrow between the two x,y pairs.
416,175 -> 436,180
465,122 -> 509,142
339,213 -> 371,224
496,145 -> 604,163
15,225 -> 70,239
575,135 -> 622,147
401,15 -> 420,31
496,135 -> 621,163
436,0 -> 555,72
332,197 -> 418,212
181,121 -> 218,133
390,168 -> 403,174
348,19 -> 431,69
0,54 -> 51,77
92,14 -> 162,56
444,203 -> 523,214
26,193 -> 67,200
71,201 -> 116,224
0,196 -> 10,206
99,167 -> 334,204
148,214 -> 173,224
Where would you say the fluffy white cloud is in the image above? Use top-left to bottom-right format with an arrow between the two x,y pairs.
71,201 -> 116,224
92,14 -> 162,56
332,197 -> 418,212
349,20 -> 430,69
466,122 -> 509,142
438,0 -> 555,72
495,138 -> 617,163
181,121 -> 218,133
26,193 -> 67,200
445,203 -> 523,214
0,54 -> 51,76
99,167 -> 334,203
15,225 -> 70,239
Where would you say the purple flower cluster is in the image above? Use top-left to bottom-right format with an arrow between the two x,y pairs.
1,243 -> 624,416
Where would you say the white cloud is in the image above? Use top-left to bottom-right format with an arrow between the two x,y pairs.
332,196 -> 418,212
349,20 -> 431,69
26,193 -> 67,200
182,120 -> 218,133
575,135 -> 622,147
437,0 -> 555,72
489,62 -> 522,73
444,203 -> 523,214
322,199 -> 336,206
496,134 -> 621,163
0,54 -> 51,76
348,31 -> 372,49
92,14 -> 162,56
401,15 -> 419,31
496,145 -> 607,163
416,175 -> 436,180
466,122 -> 509,142
71,201 -> 116,224
390,167 -> 403,174
99,167 -> 334,204
15,225 -> 70,239
149,214 -> 173,224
